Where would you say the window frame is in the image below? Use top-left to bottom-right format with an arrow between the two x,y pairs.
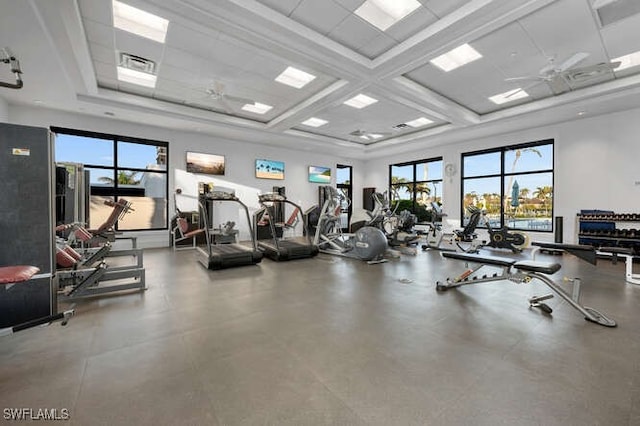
461,139 -> 554,232
51,126 -> 169,231
388,157 -> 443,218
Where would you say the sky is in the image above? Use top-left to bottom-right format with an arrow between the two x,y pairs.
55,133 -> 163,184
391,144 -> 553,196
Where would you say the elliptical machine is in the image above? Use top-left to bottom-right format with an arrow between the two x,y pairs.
312,186 -> 388,263
455,205 -> 529,253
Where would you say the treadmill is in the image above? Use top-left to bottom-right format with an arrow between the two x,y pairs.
196,190 -> 262,270
254,193 -> 319,261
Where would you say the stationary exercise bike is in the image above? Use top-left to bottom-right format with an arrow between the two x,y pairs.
456,205 -> 529,253
421,202 -> 455,251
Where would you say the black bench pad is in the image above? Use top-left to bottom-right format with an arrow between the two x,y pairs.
599,246 -> 634,255
442,252 -> 516,267
532,242 -> 594,252
513,260 -> 561,275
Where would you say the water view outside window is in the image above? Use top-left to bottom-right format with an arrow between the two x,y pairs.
54,128 -> 168,230
462,140 -> 553,232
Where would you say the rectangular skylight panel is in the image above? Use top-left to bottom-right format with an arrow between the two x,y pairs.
405,117 -> 433,128
343,94 -> 378,109
301,117 -> 328,127
430,43 -> 482,72
242,102 -> 273,114
354,0 -> 421,31
117,66 -> 157,88
275,66 -> 316,89
113,0 -> 169,43
612,51 -> 640,71
488,88 -> 528,105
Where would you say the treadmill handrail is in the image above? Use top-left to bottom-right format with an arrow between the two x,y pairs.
199,194 -> 258,253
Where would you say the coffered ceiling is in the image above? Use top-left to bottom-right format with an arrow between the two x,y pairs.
1,0 -> 640,157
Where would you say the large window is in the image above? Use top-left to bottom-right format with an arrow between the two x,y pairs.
389,158 -> 443,222
53,127 -> 168,231
462,139 -> 553,232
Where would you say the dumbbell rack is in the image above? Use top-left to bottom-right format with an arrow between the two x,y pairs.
576,211 -> 640,254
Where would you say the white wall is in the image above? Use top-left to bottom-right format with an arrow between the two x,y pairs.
8,105 -> 364,247
364,107 -> 640,243
0,97 -> 8,121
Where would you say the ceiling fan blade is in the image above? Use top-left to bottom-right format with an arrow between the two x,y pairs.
224,94 -> 254,104
505,80 -> 544,98
505,76 -> 543,82
557,52 -> 590,72
217,98 -> 235,114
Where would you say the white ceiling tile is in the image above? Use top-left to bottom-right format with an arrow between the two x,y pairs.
290,0 -> 351,35
158,63 -> 202,88
420,0 -> 469,19
386,6 -> 438,42
255,0 -> 302,16
89,42 -> 117,65
78,0 -> 112,26
162,48 -> 203,76
600,13 -> 640,59
83,20 -> 114,47
357,33 -> 397,58
93,60 -> 117,80
164,23 -> 220,58
518,1 -> 607,63
331,0 -> 365,13
328,14 -> 381,51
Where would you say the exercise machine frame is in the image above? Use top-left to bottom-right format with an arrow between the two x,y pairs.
436,250 -> 616,327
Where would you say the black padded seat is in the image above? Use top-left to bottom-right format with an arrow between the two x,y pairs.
532,242 -> 593,252
599,246 -> 634,255
442,252 -> 516,267
513,260 -> 561,275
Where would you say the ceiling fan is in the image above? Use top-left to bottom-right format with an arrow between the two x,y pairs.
191,81 -> 254,113
349,129 -> 393,141
504,52 -> 621,97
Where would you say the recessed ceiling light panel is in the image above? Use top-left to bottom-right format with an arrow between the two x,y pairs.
301,117 -> 328,127
241,102 -> 273,114
112,0 -> 169,43
488,88 -> 528,105
405,117 -> 433,128
343,94 -> 378,109
430,43 -> 482,72
275,66 -> 316,89
612,51 -> 640,71
354,0 -> 421,31
117,66 -> 157,88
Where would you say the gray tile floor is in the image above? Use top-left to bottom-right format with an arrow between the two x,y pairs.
2,245 -> 640,425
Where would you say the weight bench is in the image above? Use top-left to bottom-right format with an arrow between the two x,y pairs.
598,246 -> 640,286
533,242 -> 640,286
56,245 -> 146,301
437,251 -> 616,327
0,266 -> 74,337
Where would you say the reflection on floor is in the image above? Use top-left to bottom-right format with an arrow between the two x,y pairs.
1,246 -> 640,425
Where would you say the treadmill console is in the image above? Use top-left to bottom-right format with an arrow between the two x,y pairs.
206,191 -> 238,201
259,193 -> 286,202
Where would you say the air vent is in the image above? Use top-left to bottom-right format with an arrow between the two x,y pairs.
392,123 -> 409,130
593,0 -> 640,27
119,52 -> 156,74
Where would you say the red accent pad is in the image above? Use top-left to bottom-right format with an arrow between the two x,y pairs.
0,265 -> 40,285
56,249 -> 77,268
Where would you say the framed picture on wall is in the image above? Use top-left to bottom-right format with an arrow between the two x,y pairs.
308,165 -> 331,183
255,159 -> 284,180
186,151 -> 225,175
